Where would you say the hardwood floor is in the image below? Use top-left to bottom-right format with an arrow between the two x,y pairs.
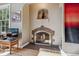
10,43 -> 61,56
0,43 -> 61,56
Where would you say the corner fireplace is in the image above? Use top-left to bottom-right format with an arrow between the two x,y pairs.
32,26 -> 55,45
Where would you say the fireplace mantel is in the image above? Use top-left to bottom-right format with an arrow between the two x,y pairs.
32,26 -> 55,35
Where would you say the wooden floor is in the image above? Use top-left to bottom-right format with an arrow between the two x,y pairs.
10,43 -> 60,56
0,43 -> 61,56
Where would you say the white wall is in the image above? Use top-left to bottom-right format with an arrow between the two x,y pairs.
10,3 -> 25,33
30,4 -> 62,45
49,8 -> 62,45
20,4 -> 30,47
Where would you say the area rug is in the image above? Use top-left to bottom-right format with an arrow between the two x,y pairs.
38,48 -> 61,56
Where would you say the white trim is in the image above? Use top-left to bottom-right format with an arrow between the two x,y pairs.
0,4 -> 10,10
20,42 -> 29,48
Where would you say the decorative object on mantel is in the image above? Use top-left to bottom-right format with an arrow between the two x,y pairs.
37,9 -> 48,19
12,11 -> 21,22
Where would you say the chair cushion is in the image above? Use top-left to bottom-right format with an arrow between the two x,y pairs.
12,33 -> 17,36
3,37 -> 16,42
8,28 -> 19,37
8,28 -> 18,33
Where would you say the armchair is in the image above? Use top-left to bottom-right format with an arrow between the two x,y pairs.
8,28 -> 19,37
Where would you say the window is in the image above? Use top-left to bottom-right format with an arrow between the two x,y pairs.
0,5 -> 10,32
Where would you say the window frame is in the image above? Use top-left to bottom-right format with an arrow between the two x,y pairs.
0,4 -> 10,32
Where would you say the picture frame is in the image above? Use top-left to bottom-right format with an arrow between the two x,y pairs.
37,9 -> 48,19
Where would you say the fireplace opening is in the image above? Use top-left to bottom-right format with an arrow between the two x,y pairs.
36,32 -> 49,44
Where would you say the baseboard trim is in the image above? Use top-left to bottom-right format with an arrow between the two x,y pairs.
20,42 -> 29,48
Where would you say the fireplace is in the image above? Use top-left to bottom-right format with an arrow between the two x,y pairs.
32,26 -> 55,45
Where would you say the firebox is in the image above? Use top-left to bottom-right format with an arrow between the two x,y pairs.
36,32 -> 49,44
